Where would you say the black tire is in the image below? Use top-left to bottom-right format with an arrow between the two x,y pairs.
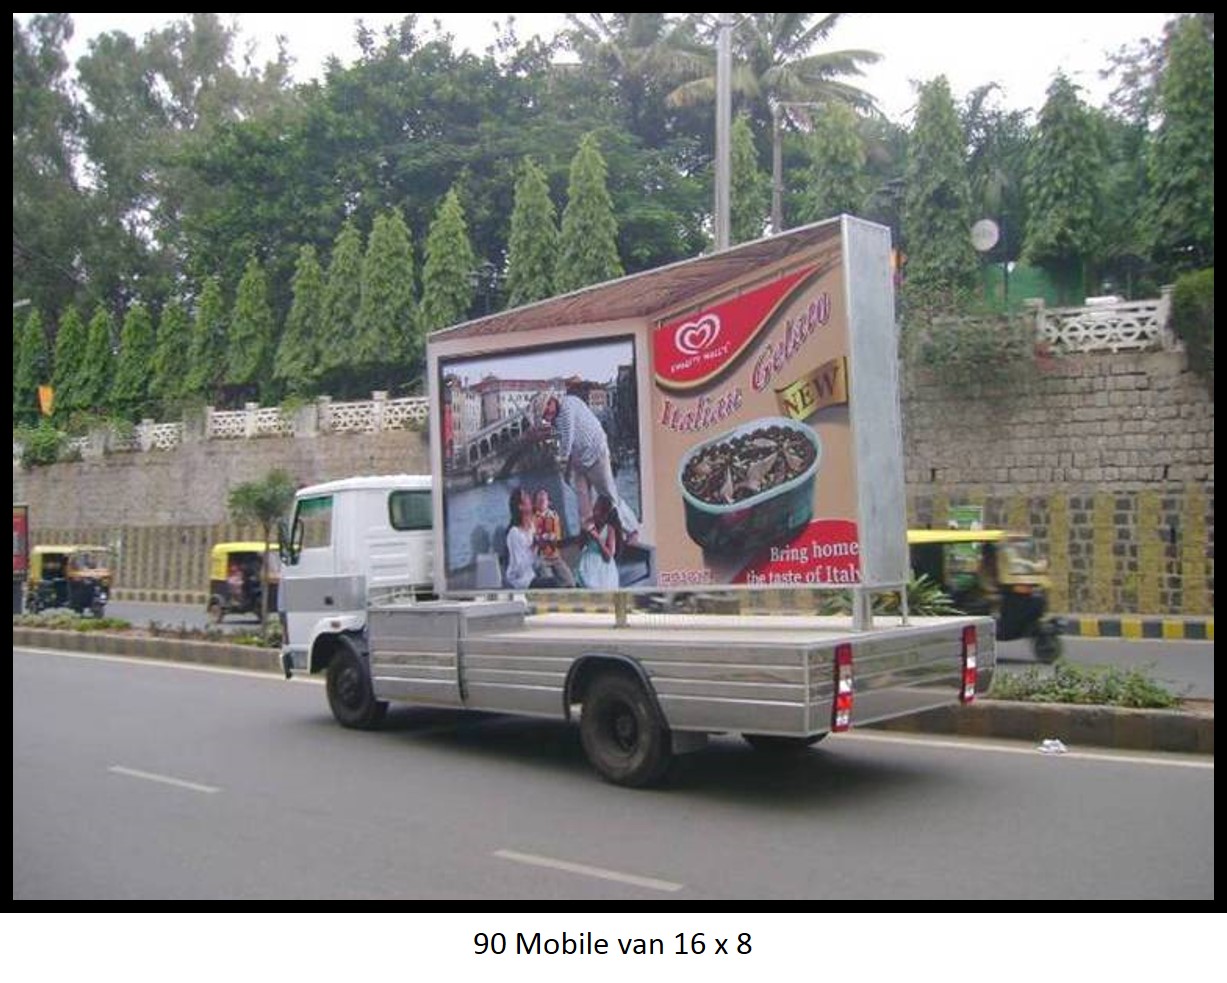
326,641 -> 387,730
1032,629 -> 1062,664
742,733 -> 827,754
580,672 -> 673,787
90,602 -> 106,619
207,598 -> 225,624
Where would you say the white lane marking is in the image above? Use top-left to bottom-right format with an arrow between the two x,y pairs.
841,731 -> 1214,769
108,766 -> 221,794
493,849 -> 683,893
15,647 -> 321,684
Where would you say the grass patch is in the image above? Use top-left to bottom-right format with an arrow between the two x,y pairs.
989,660 -> 1180,709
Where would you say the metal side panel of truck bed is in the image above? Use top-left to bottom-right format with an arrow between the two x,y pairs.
366,602 -> 996,738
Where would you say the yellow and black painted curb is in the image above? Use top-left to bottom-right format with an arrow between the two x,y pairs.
14,628 -> 1212,755
1059,615 -> 1214,642
112,588 -> 210,606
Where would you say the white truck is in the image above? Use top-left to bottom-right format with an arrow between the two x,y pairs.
277,217 -> 995,786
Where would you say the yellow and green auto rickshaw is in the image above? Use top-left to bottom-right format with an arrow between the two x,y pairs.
25,545 -> 112,618
908,529 -> 1064,662
207,541 -> 280,623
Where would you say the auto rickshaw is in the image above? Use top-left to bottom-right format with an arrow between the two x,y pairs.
207,541 -> 280,623
25,545 -> 112,618
908,529 -> 1064,662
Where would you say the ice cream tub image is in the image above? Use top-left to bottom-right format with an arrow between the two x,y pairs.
678,417 -> 822,555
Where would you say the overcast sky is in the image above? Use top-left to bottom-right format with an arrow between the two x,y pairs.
51,12 -> 1175,121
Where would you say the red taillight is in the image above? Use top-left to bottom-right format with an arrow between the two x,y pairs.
832,643 -> 854,731
960,625 -> 978,703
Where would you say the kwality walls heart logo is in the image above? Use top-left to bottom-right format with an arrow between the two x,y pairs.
654,263 -> 817,390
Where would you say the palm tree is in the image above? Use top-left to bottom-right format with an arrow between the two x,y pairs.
563,13 -> 707,146
667,13 -> 881,130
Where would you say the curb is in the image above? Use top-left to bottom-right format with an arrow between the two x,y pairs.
13,627 -> 1211,755
1058,614 -> 1214,642
866,699 -> 1213,755
112,589 -> 210,606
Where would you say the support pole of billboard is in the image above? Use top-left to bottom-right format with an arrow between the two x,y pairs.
714,12 -> 732,251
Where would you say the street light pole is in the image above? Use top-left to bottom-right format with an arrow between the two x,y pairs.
714,12 -> 733,251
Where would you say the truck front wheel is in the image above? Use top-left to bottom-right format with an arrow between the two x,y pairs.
326,641 -> 387,729
580,672 -> 673,787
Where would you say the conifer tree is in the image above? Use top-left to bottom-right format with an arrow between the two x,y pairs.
730,114 -> 769,244
14,309 -> 50,426
150,299 -> 190,410
274,244 -> 325,397
902,76 -> 979,311
420,190 -> 476,336
186,277 -> 227,403
111,302 -> 156,419
1148,15 -> 1215,274
227,256 -> 276,401
798,101 -> 868,224
356,209 -> 417,389
1023,75 -> 1103,303
318,220 -> 364,396
80,306 -> 117,415
557,133 -> 623,293
50,305 -> 87,420
506,158 -> 558,307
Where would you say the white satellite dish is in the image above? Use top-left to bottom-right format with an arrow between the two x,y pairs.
971,218 -> 1000,252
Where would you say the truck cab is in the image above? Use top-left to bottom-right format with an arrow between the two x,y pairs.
279,474 -> 433,676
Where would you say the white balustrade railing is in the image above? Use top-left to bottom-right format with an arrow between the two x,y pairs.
14,292 -> 1182,465
1035,290 -> 1177,354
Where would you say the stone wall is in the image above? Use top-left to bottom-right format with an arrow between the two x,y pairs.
13,352 -> 1214,614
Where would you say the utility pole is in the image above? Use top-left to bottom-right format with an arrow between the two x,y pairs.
714,12 -> 733,251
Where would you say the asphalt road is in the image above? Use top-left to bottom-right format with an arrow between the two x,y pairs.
104,599 -> 1216,699
14,647 -> 1214,901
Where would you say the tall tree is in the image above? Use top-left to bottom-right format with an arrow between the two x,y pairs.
227,257 -> 277,402
557,133 -> 624,292
730,113 -> 770,244
1023,75 -> 1104,303
317,220 -> 365,397
12,15 -> 86,319
275,245 -> 325,397
111,302 -> 156,420
80,306 -> 117,416
50,306 -> 88,421
797,100 -> 868,225
14,310 -> 51,426
356,209 -> 418,390
150,299 -> 191,410
961,85 -> 1030,276
505,158 -> 559,307
668,14 -> 881,132
186,277 -> 228,403
1147,15 -> 1214,275
901,77 -> 978,311
420,190 -> 477,336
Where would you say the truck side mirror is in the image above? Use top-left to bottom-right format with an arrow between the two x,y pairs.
278,518 -> 300,566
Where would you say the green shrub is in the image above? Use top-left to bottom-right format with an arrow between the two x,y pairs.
815,574 -> 961,617
15,612 -> 132,632
906,310 -> 1036,389
1170,267 -> 1213,384
17,423 -> 69,469
989,661 -> 1179,709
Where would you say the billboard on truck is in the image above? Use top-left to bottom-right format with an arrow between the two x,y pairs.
428,216 -> 907,594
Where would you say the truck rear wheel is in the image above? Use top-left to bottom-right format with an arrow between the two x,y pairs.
580,672 -> 673,787
326,641 -> 387,730
742,733 -> 827,754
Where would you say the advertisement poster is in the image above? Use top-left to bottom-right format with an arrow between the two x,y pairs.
437,338 -> 649,593
13,504 -> 29,581
649,242 -> 860,589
